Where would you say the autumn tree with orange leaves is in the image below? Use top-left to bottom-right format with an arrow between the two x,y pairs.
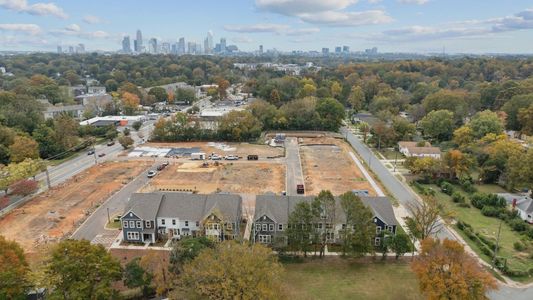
411,238 -> 497,300
121,92 -> 140,115
0,235 -> 32,299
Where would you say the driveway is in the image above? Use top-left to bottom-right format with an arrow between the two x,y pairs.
285,137 -> 304,196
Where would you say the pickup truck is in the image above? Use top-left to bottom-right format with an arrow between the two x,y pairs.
224,155 -> 239,160
296,184 -> 305,194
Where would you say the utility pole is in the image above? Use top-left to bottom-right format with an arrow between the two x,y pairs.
107,207 -> 111,224
45,166 -> 51,189
492,218 -> 503,269
393,149 -> 398,172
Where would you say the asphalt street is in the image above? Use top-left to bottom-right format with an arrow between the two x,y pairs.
285,137 -> 304,196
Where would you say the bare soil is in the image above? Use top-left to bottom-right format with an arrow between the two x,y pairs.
144,141 -> 283,158
144,161 -> 285,195
300,137 -> 375,196
0,161 -> 149,257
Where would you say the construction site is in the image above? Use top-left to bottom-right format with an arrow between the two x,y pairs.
0,161 -> 149,258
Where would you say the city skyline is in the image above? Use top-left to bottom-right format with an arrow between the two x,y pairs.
0,0 -> 533,53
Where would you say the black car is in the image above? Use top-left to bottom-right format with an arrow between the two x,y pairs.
87,150 -> 95,155
98,153 -> 106,157
107,141 -> 115,146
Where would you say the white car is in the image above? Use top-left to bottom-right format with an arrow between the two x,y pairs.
147,170 -> 157,178
224,155 -> 239,160
210,154 -> 222,160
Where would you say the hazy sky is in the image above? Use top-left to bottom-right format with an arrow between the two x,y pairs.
1,0 -> 533,53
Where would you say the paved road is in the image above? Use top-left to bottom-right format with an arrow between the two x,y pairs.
285,137 -> 304,196
340,127 -> 455,241
340,127 -> 533,299
71,162 -> 155,241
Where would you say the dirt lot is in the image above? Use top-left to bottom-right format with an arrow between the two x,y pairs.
0,161 -> 149,257
300,137 -> 375,196
144,141 -> 284,158
144,161 -> 285,195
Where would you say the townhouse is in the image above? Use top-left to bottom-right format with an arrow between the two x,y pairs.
252,195 -> 399,247
121,192 -> 242,244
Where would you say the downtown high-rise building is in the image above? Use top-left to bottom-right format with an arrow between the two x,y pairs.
204,31 -> 213,54
122,36 -> 132,53
219,38 -> 226,53
148,38 -> 158,54
135,29 -> 143,53
57,46 -> 62,54
178,37 -> 185,54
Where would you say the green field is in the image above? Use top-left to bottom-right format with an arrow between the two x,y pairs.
421,184 -> 533,282
282,258 -> 422,300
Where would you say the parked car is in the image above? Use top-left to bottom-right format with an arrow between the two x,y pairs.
210,154 -> 222,160
107,141 -> 115,146
224,155 -> 239,160
98,153 -> 106,157
147,170 -> 157,178
247,154 -> 258,160
87,150 -> 95,155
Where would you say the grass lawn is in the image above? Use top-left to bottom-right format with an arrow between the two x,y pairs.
105,219 -> 122,229
378,148 -> 404,160
282,258 -> 421,300
421,184 -> 533,283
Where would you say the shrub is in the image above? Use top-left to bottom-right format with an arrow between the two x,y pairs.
513,242 -> 526,251
0,196 -> 9,209
451,191 -> 465,203
527,228 -> 533,239
481,206 -> 504,218
476,233 -> 496,249
440,181 -> 454,195
458,203 -> 471,208
460,177 -> 477,194
9,179 -> 39,196
509,219 -> 527,232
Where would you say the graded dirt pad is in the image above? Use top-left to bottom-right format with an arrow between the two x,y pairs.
300,137 -> 375,196
0,161 -> 149,257
144,141 -> 284,158
146,161 -> 285,194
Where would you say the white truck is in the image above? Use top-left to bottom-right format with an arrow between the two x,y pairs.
191,152 -> 206,160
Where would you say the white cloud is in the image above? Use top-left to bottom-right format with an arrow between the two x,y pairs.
224,23 -> 289,33
82,14 -> 105,24
0,35 -> 48,47
64,23 -> 80,32
230,36 -> 254,43
397,0 -> 429,5
255,0 -> 391,27
286,27 -> 320,35
256,0 -> 358,15
0,0 -> 67,18
0,23 -> 41,35
50,24 -> 111,39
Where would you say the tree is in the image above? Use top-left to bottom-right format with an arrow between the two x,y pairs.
422,89 -> 468,123
218,110 -> 262,141
506,147 -> 533,192
124,258 -> 153,298
53,114 -> 80,150
217,78 -> 230,99
316,97 -> 345,131
405,196 -> 444,241
331,81 -> 342,99
44,239 -> 122,299
359,122 -> 370,143
300,83 -> 317,97
348,86 -> 364,111
8,135 -> 39,163
453,126 -> 474,149
287,201 -> 315,257
123,127 -> 130,136
121,92 -> 140,115
340,191 -> 375,257
180,241 -> 283,299
312,190 -> 336,257
132,121 -> 143,131
175,88 -> 196,104
270,88 -> 281,106
469,110 -> 504,138
169,237 -> 215,274
139,250 -> 174,296
118,135 -> 134,149
411,238 -> 497,300
419,109 -> 455,141
0,235 -> 31,299
389,233 -> 411,259
9,179 -> 38,196
148,87 -> 168,102
501,93 -> 533,130
518,104 -> 533,135
443,150 -> 473,179
0,159 -> 45,193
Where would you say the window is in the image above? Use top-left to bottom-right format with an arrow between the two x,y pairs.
374,237 -> 381,246
255,224 -> 261,231
145,221 -> 151,228
172,219 -> 176,225
136,221 -> 142,228
268,224 -> 274,231
262,224 -> 268,231
278,224 -> 283,231
317,223 -> 323,229
326,223 -> 333,229
326,232 -> 335,241
341,224 -> 346,229
123,221 -> 129,228
196,221 -> 199,227
127,232 -> 139,240
226,223 -> 233,230
185,221 -> 189,227
161,219 -> 166,225
387,226 -> 393,232
258,234 -> 271,244
129,221 -> 134,228
376,226 -> 382,234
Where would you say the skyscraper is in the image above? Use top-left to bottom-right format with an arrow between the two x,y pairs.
148,38 -> 157,54
259,45 -> 263,54
122,36 -> 131,53
220,38 -> 226,53
335,46 -> 342,53
343,46 -> 349,53
178,37 -> 185,54
322,48 -> 329,55
135,29 -> 143,53
76,44 -> 85,53
206,31 -> 213,54
57,46 -> 62,54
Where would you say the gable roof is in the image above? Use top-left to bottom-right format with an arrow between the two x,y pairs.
498,193 -> 533,213
124,192 -> 242,222
254,195 -> 398,226
408,147 -> 441,155
398,141 -> 431,148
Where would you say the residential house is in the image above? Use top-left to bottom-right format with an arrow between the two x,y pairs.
121,192 -> 242,244
75,93 -> 113,113
252,195 -> 398,247
42,103 -> 85,120
398,141 -> 441,159
498,193 -> 533,224
87,86 -> 106,94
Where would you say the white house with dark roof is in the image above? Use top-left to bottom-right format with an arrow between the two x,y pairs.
398,141 -> 441,159
498,193 -> 533,224
252,195 -> 399,247
121,192 -> 242,244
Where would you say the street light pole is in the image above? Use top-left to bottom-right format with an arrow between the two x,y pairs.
393,150 -> 398,172
492,218 -> 503,269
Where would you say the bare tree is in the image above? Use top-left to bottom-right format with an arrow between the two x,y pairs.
405,196 -> 447,240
